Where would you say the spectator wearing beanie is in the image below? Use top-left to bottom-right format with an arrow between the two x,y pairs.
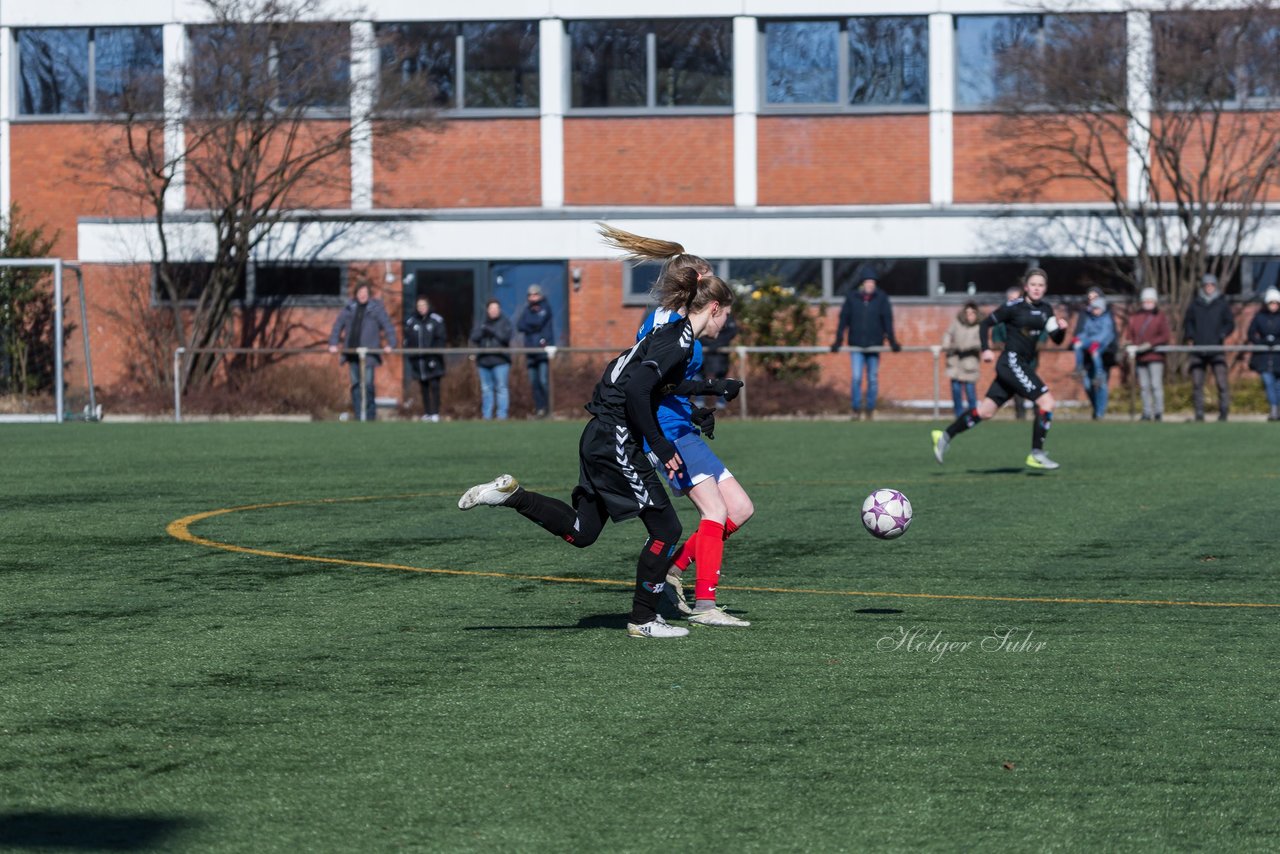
1125,287 -> 1172,421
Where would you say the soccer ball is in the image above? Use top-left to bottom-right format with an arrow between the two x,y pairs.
861,489 -> 913,540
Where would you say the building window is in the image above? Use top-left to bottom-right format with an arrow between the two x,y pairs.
153,263 -> 248,305
834,260 -> 928,298
569,19 -> 732,109
253,264 -> 345,303
189,23 -> 350,114
729,259 -> 824,298
18,26 -> 163,116
1154,12 -> 1280,105
954,14 -> 1124,108
764,17 -> 928,109
378,21 -> 539,110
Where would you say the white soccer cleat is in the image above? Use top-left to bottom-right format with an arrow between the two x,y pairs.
458,474 -> 519,510
1026,450 -> 1060,470
931,429 -> 950,464
626,615 -> 689,639
663,570 -> 693,616
687,606 -> 751,628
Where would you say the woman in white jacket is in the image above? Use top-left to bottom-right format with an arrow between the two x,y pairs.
942,301 -> 983,417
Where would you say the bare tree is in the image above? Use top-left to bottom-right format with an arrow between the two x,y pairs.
987,2 -> 1280,332
93,0 -> 437,390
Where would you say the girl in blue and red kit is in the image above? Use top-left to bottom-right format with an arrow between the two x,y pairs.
458,226 -> 737,639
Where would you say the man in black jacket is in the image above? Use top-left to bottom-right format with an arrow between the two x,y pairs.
328,283 -> 397,421
831,270 -> 901,420
1184,274 -> 1235,422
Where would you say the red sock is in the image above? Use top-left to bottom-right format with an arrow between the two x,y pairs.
672,530 -> 698,572
724,519 -> 740,540
693,520 -> 726,602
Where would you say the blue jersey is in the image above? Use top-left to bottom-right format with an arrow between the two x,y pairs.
637,308 -> 702,442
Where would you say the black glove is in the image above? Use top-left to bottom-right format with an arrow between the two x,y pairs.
690,406 -> 716,440
830,342 -> 841,353
708,378 -> 744,402
890,340 -> 903,353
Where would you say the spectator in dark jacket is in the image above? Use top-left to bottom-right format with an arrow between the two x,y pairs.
404,296 -> 447,422
1247,287 -> 1280,421
328,283 -> 397,421
699,312 -> 739,410
1124,288 -> 1172,421
515,284 -> 555,417
470,299 -> 513,420
1184,273 -> 1235,421
830,270 -> 901,420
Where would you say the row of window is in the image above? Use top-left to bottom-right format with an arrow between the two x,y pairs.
156,257 -> 1278,307
19,13 -> 1280,116
626,257 -> 1275,302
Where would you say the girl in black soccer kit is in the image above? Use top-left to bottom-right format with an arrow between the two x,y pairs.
458,228 -> 737,639
931,268 -> 1068,470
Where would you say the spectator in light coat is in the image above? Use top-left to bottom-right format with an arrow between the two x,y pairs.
942,302 -> 983,417
1124,288 -> 1172,421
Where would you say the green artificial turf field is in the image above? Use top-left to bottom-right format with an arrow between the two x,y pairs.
2,420 -> 1278,852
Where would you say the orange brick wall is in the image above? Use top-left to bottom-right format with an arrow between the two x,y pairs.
183,120 -> 352,211
563,117 -> 734,206
954,113 -> 1126,204
1150,112 -> 1280,203
9,122 -> 160,258
757,115 -> 930,205
374,120 -> 541,208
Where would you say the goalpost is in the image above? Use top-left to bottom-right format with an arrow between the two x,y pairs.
0,258 -> 97,424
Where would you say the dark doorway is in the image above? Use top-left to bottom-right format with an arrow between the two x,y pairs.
403,262 -> 482,346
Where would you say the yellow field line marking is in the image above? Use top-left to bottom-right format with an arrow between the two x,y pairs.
166,496 -> 1280,610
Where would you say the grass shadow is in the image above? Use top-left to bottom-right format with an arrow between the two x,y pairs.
464,613 -> 628,632
0,812 -> 198,851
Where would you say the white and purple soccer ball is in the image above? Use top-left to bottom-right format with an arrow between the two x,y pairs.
861,489 -> 913,540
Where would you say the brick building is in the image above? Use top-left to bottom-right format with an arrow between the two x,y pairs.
3,1 -> 1278,412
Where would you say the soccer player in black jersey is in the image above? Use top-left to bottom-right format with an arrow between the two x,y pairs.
931,268 -> 1068,470
458,228 -> 738,639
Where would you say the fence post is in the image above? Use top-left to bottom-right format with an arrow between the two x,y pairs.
930,345 -> 942,419
173,347 -> 186,423
356,347 -> 369,421
736,345 -> 749,418
1126,345 -> 1138,420
545,345 -> 556,416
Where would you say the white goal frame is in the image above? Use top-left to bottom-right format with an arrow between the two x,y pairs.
0,258 -> 67,423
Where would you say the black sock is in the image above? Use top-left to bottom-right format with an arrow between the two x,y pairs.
505,487 -> 578,540
631,537 -> 677,624
1032,409 -> 1052,451
945,408 -> 982,439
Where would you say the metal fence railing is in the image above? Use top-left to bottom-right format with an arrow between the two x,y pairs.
170,343 -> 1279,423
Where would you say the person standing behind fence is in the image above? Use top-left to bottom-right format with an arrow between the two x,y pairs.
1247,287 -> 1280,421
328,283 -> 396,422
1124,288 -> 1172,421
1073,295 -> 1117,420
1184,273 -> 1234,422
830,270 -> 901,420
942,302 -> 983,418
515,284 -> 555,418
404,296 -> 447,423
699,311 -> 738,411
470,299 -> 513,420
